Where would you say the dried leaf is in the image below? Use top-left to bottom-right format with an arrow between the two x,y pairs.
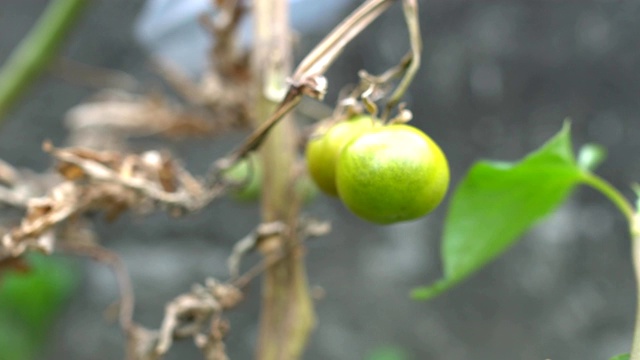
154,279 -> 241,356
65,95 -> 219,139
0,256 -> 30,276
0,159 -> 18,186
2,145 -> 218,257
127,325 -> 161,360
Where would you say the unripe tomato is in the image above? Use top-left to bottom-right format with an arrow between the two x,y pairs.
223,155 -> 319,204
296,172 -> 320,204
222,155 -> 262,201
305,115 -> 379,196
336,124 -> 449,224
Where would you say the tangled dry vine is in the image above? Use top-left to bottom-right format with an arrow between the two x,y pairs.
0,0 -> 422,358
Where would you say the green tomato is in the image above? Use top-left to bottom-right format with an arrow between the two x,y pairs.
223,155 -> 320,204
305,115 -> 379,196
296,172 -> 320,204
222,155 -> 263,201
336,124 -> 449,224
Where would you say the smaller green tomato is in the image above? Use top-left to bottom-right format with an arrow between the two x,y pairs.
296,172 -> 320,204
336,124 -> 449,224
223,156 -> 319,203
222,155 -> 263,201
305,115 -> 379,196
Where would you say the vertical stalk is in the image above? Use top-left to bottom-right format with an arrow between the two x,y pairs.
252,1 -> 315,359
583,174 -> 639,359
0,0 -> 89,124
630,217 -> 640,360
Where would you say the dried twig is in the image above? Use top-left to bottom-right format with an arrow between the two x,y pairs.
58,242 -> 135,329
48,145 -> 217,212
195,316 -> 230,360
152,0 -> 252,134
65,93 -> 219,139
0,158 -> 18,186
230,218 -> 330,289
201,0 -> 250,79
128,279 -> 242,360
0,160 -> 59,210
216,0 -> 421,172
0,186 -> 30,209
52,57 -> 139,90
382,0 -> 421,119
130,217 -> 329,358
227,221 -> 287,279
1,145 -> 221,257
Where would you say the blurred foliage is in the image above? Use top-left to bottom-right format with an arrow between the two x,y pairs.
0,254 -> 77,360
610,354 -> 630,360
0,0 -> 88,123
366,346 -> 409,360
223,154 -> 264,201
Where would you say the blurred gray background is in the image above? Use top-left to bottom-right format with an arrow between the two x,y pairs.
1,0 -> 640,359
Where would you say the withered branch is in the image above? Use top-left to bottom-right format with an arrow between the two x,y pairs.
231,218 -> 330,290
217,0 -> 421,172
153,0 -> 252,133
1,145 -> 220,258
383,0 -> 421,119
124,279 -> 242,360
58,242 -> 135,329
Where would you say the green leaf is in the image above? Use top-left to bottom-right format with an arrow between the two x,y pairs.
0,254 -> 77,330
413,123 -> 586,300
578,143 -> 606,171
0,315 -> 37,360
609,354 -> 630,360
0,253 -> 77,360
367,346 -> 408,360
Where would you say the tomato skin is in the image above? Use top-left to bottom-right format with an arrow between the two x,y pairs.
305,115 -> 379,196
336,124 -> 449,224
222,155 -> 262,201
224,155 -> 318,204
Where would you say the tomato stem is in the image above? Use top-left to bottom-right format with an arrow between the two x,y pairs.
581,172 -> 634,222
582,172 -> 640,359
631,228 -> 640,360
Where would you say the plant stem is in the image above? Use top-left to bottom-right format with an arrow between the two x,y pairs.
252,0 -> 315,359
582,172 -> 640,359
0,0 -> 88,124
631,225 -> 640,360
581,172 -> 634,222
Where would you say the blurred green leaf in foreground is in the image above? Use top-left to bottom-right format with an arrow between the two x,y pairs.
0,254 -> 77,360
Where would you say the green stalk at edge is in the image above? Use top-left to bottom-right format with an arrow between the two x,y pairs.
631,231 -> 640,360
583,172 -> 640,360
581,172 -> 634,223
0,0 -> 89,124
